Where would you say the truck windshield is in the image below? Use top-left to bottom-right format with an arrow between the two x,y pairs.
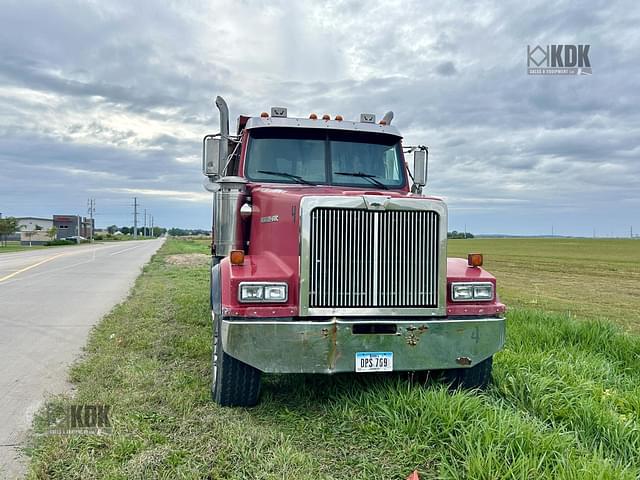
245,127 -> 405,189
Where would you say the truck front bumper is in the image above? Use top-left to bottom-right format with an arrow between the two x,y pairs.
221,316 -> 505,373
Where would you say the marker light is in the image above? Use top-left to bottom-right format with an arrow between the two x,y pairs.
335,115 -> 343,121
322,114 -> 330,120
379,119 -> 387,125
309,113 -> 318,119
239,282 -> 288,303
468,253 -> 483,267
230,250 -> 245,265
260,111 -> 269,118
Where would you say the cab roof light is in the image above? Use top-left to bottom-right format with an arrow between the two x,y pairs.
335,115 -> 343,121
260,111 -> 269,118
468,253 -> 483,267
360,113 -> 376,123
230,250 -> 245,265
322,114 -> 330,120
309,113 -> 318,120
270,107 -> 287,118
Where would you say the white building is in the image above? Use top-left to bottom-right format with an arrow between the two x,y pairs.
16,217 -> 54,231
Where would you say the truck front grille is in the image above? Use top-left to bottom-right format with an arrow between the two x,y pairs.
309,208 -> 440,308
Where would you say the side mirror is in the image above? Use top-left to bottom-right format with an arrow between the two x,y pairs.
202,136 -> 221,177
413,149 -> 428,188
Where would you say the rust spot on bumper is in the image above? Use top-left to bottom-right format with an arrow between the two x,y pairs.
405,325 -> 428,346
456,356 -> 472,366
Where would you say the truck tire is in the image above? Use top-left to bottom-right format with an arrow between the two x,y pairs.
211,314 -> 261,407
442,356 -> 493,390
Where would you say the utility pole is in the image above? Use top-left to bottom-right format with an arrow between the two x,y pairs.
143,209 -> 147,237
133,197 -> 139,238
151,215 -> 154,237
87,198 -> 95,242
76,215 -> 81,244
551,225 -> 554,237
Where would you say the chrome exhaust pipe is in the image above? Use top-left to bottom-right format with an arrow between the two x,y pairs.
215,96 -> 229,174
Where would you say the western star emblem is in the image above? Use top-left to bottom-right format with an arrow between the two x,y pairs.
260,215 -> 279,223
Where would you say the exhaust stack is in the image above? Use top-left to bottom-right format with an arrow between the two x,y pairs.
215,96 -> 229,174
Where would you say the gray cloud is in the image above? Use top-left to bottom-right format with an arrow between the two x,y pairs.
0,0 -> 638,235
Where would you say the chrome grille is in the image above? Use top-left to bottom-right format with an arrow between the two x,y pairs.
309,208 -> 440,308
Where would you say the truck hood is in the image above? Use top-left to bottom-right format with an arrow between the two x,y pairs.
249,183 -> 442,202
246,183 -> 444,272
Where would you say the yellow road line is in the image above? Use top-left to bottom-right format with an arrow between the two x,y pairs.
0,252 -> 68,283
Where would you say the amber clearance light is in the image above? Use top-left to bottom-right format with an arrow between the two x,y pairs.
230,250 -> 245,265
468,253 -> 483,267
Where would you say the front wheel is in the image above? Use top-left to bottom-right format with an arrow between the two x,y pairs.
442,356 -> 493,390
211,314 -> 261,407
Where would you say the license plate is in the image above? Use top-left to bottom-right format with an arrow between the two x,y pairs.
355,352 -> 393,372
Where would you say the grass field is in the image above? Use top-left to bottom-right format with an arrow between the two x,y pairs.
448,238 -> 640,332
26,238 -> 640,479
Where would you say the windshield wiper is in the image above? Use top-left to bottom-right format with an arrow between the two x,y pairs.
334,171 -> 389,190
257,170 -> 315,185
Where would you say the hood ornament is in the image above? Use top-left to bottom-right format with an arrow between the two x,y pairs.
362,195 -> 391,210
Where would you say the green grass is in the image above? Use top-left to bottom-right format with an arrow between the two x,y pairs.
448,238 -> 640,331
26,238 -> 640,479
0,241 -> 48,253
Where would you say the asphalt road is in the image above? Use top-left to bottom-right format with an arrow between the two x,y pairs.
0,239 -> 164,478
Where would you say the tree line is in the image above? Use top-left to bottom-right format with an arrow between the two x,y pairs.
448,230 -> 475,239
104,225 -> 167,236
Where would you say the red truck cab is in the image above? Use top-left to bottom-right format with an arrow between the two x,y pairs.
203,99 -> 505,406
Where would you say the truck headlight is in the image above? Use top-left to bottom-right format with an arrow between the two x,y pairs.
239,282 -> 288,303
451,282 -> 494,302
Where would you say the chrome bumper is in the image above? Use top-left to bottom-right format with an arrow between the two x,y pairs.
221,317 -> 505,374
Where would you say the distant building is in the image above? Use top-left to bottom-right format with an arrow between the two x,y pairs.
20,230 -> 51,246
16,217 -> 53,231
16,217 -> 54,245
53,215 -> 95,239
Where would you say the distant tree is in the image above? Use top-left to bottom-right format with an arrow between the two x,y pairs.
107,224 -> 118,234
0,217 -> 19,246
448,231 -> 474,239
121,226 -> 130,235
47,226 -> 58,241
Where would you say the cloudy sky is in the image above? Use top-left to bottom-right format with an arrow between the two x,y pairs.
1,0 -> 638,236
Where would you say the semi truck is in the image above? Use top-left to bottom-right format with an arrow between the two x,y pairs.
202,97 -> 506,406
